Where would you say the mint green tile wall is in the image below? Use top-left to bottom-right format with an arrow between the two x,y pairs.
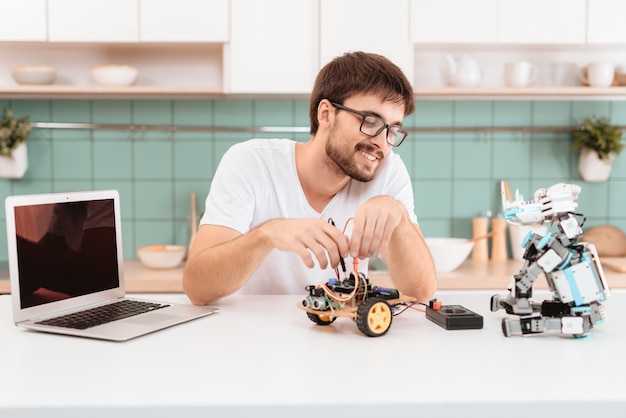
1,98 -> 625,261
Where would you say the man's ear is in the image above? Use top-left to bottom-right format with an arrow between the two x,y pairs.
317,99 -> 334,127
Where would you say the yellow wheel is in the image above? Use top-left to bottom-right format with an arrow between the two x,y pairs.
307,312 -> 336,325
356,298 -> 392,337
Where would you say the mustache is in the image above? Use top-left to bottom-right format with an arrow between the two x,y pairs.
355,143 -> 384,160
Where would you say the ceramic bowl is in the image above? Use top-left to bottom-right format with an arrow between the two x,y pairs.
10,66 -> 57,85
425,238 -> 474,273
137,245 -> 186,269
90,65 -> 138,86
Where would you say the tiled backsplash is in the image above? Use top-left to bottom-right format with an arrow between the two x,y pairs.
1,98 -> 625,260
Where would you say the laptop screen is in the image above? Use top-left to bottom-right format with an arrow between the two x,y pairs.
12,198 -> 120,309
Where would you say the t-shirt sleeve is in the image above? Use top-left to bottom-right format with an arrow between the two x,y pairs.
200,143 -> 259,234
385,153 -> 418,224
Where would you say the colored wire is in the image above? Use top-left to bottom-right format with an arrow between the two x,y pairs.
393,302 -> 428,316
328,217 -> 347,279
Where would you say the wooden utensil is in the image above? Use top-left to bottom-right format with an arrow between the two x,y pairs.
468,231 -> 495,243
471,217 -> 489,261
490,218 -> 508,261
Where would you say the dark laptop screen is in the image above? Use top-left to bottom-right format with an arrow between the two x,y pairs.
13,199 -> 120,309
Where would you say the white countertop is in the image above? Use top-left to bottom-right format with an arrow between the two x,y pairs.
1,290 -> 625,417
3,258 -> 626,294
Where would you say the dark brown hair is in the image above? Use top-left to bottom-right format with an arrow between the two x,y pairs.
309,51 -> 415,135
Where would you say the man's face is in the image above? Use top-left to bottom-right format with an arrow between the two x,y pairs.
325,95 -> 405,182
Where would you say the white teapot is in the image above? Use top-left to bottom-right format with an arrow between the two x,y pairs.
445,54 -> 482,87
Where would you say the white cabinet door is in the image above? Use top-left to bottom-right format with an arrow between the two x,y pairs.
587,0 -> 626,44
320,0 -> 412,78
498,0 -> 586,44
226,0 -> 319,94
139,0 -> 229,42
0,0 -> 47,41
410,0 -> 498,43
48,0 -> 139,42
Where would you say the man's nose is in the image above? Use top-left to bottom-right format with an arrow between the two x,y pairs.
370,128 -> 390,149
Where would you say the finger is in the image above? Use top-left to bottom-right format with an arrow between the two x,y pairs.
301,236 -> 330,270
375,220 -> 395,259
325,224 -> 350,258
319,226 -> 350,269
357,208 -> 384,258
295,246 -> 316,268
363,216 -> 382,258
348,216 -> 366,258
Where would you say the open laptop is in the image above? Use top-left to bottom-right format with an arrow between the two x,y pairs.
5,189 -> 217,341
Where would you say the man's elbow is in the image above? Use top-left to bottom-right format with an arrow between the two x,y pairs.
183,270 -> 215,306
420,277 -> 437,302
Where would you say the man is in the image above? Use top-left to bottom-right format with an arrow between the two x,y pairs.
184,51 -> 436,305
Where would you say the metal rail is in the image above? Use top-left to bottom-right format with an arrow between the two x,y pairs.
31,121 -> 624,134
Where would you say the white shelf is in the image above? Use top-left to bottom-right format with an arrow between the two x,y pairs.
413,86 -> 626,100
3,85 -> 626,100
0,85 -> 225,99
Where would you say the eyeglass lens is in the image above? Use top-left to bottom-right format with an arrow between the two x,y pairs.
360,115 -> 406,146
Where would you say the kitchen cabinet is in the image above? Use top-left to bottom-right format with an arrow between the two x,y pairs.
320,0 -> 413,78
0,0 -> 47,41
226,0 -> 319,94
410,0 -> 498,44
139,0 -> 229,43
587,0 -> 626,44
2,0 -> 224,92
498,0 -> 586,44
48,0 -> 139,42
411,0 -> 587,45
3,0 -> 626,99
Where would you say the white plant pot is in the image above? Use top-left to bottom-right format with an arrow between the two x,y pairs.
0,143 -> 28,179
578,149 -> 613,182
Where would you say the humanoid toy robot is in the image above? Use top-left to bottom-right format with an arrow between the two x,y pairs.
490,181 -> 610,337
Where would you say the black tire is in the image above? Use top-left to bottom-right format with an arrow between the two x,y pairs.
307,312 -> 336,325
356,297 -> 392,337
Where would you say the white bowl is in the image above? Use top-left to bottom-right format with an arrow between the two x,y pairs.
91,65 -> 138,86
10,66 -> 57,85
425,238 -> 474,273
137,245 -> 186,269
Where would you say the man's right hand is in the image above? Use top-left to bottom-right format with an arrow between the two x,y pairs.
260,219 -> 349,270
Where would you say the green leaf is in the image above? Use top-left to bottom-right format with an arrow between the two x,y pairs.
571,116 -> 624,161
0,108 -> 32,157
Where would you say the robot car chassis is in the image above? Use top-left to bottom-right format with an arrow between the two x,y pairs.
297,270 -> 416,337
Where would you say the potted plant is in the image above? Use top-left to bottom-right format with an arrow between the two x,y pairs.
0,108 -> 31,179
572,116 -> 624,182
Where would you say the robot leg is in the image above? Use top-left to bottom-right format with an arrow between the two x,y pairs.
501,314 -> 591,337
490,293 -> 534,315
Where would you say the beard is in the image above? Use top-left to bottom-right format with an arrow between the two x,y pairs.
325,128 -> 384,182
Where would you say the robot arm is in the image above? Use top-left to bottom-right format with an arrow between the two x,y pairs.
501,181 -> 581,227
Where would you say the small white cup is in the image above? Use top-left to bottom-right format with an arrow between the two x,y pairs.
582,62 -> 615,87
504,61 -> 538,87
508,223 -> 548,260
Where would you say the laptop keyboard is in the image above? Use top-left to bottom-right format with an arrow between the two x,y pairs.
36,299 -> 170,330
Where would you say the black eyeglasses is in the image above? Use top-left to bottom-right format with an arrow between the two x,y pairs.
329,101 -> 408,147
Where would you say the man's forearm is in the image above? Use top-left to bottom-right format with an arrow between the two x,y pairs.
183,226 -> 272,305
385,220 -> 437,302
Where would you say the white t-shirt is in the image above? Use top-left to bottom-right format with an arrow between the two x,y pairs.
200,138 -> 418,295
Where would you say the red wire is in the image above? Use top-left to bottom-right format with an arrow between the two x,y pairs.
342,217 -> 354,234
342,217 -> 359,273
